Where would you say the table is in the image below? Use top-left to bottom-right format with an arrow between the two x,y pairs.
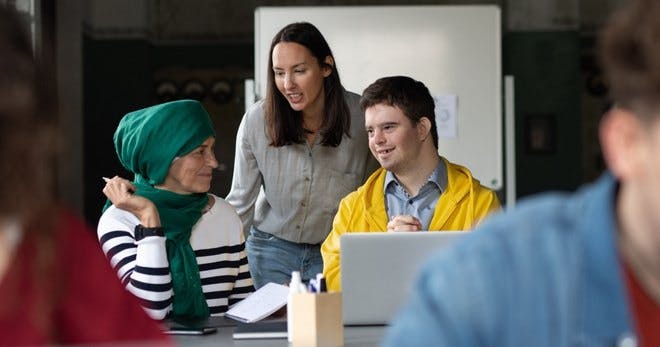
169,317 -> 386,347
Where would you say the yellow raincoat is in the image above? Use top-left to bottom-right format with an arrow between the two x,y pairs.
321,158 -> 500,291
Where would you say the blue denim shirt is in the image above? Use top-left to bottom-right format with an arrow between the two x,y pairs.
382,173 -> 636,347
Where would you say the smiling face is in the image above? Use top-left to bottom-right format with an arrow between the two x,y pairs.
159,137 -> 218,194
272,42 -> 331,116
365,104 -> 427,175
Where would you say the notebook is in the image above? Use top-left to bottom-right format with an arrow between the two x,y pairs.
225,282 -> 289,323
340,231 -> 466,325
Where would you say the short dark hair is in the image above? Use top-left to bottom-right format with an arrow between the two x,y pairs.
264,22 -> 350,147
600,0 -> 660,120
360,76 -> 438,149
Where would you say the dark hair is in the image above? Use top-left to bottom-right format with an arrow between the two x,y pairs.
0,4 -> 59,320
0,5 -> 57,222
264,22 -> 350,147
360,76 -> 438,149
600,0 -> 660,120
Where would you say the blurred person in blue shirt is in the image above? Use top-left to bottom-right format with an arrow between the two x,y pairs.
382,0 -> 660,346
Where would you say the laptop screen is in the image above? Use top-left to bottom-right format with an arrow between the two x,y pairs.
339,231 -> 466,325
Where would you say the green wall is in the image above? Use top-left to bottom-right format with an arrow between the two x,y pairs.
504,31 -> 582,198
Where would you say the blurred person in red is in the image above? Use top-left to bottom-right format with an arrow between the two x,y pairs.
0,5 -> 171,346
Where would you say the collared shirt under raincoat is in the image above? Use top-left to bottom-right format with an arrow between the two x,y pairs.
321,157 -> 500,291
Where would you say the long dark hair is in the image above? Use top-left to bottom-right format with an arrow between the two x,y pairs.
0,6 -> 58,222
0,4 -> 60,330
264,22 -> 350,147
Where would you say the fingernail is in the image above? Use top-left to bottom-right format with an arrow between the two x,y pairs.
102,177 -> 110,182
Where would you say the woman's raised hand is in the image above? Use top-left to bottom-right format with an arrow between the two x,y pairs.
102,176 -> 161,227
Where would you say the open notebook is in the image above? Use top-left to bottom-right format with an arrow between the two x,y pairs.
340,231 -> 466,325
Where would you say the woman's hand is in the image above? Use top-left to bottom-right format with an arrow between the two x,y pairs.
387,215 -> 423,232
103,176 -> 161,227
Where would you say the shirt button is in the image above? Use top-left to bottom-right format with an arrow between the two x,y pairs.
301,202 -> 306,207
304,177 -> 310,181
296,225 -> 301,229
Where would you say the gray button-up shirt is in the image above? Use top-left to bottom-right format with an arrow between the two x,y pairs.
226,90 -> 379,244
384,161 -> 447,231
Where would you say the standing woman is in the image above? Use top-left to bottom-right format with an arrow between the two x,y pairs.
226,22 -> 378,288
98,100 -> 253,319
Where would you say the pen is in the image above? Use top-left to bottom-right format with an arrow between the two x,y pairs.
102,176 -> 136,194
315,273 -> 326,293
308,279 -> 318,293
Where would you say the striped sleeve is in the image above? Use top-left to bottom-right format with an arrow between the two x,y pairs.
228,240 -> 254,305
195,241 -> 254,315
97,207 -> 173,320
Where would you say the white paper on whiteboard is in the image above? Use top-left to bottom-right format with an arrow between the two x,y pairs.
434,94 -> 458,138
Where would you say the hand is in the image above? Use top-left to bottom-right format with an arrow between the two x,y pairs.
387,215 -> 423,232
102,176 -> 161,227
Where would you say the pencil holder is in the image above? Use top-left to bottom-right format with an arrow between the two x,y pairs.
291,292 -> 343,347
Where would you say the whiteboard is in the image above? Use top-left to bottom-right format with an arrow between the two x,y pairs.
255,6 -> 502,190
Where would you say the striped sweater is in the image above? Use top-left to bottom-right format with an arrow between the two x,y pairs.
97,194 -> 254,319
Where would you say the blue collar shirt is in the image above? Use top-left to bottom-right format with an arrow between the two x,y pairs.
382,172 -> 636,346
384,160 -> 447,231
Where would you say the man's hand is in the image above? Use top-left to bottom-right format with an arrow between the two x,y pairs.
387,215 -> 422,232
102,176 -> 161,227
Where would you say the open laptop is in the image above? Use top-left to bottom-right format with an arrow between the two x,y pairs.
340,231 -> 466,326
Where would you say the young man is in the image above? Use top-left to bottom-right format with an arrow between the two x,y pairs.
321,76 -> 500,291
382,1 -> 660,346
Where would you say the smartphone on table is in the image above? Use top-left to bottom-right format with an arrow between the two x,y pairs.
163,326 -> 217,335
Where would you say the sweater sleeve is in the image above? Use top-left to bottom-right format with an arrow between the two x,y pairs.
97,207 -> 173,320
227,232 -> 255,305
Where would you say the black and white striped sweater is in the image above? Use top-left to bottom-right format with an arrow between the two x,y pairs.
97,194 -> 254,319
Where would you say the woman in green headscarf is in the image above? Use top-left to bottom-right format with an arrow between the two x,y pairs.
97,99 -> 254,319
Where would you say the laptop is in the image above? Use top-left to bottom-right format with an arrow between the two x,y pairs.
340,231 -> 466,326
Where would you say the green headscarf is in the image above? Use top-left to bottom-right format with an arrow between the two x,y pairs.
109,99 -> 215,318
